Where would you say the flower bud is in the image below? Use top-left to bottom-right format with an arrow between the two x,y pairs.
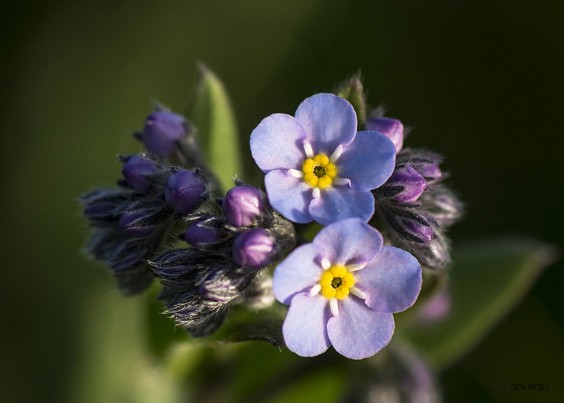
365,117 -> 404,153
397,215 -> 434,244
414,161 -> 442,183
415,236 -> 450,269
164,170 -> 206,215
119,209 -> 156,238
121,155 -> 157,193
184,217 -> 228,247
386,166 -> 427,203
222,185 -> 264,227
422,189 -> 463,228
199,267 -> 252,303
397,150 -> 443,184
232,228 -> 275,270
166,294 -> 226,336
82,189 -> 128,222
141,111 -> 188,157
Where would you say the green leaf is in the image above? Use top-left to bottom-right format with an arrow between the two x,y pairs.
189,65 -> 242,191
70,289 -> 183,403
401,237 -> 557,370
266,370 -> 345,403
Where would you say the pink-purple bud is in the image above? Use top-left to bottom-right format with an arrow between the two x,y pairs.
387,166 -> 427,203
121,155 -> 157,193
164,170 -> 206,215
424,190 -> 462,227
141,111 -> 188,157
414,162 -> 442,183
400,216 -> 434,244
222,185 -> 264,227
184,217 -> 227,247
365,117 -> 404,153
232,228 -> 275,270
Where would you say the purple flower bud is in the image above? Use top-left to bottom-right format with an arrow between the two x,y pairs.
82,189 -> 129,222
366,117 -> 404,153
232,228 -> 275,270
397,215 -> 434,244
141,111 -> 188,157
184,217 -> 227,247
222,185 -> 264,227
417,237 -> 450,268
397,150 -> 443,183
414,161 -> 442,183
121,155 -> 157,193
84,200 -> 115,221
119,209 -> 156,238
199,268 -> 252,303
164,170 -> 206,215
423,189 -> 463,228
387,166 -> 427,203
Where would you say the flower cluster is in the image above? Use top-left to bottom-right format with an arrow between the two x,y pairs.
81,74 -> 461,360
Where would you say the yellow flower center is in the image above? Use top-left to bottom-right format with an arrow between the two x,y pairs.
302,154 -> 338,189
319,265 -> 355,300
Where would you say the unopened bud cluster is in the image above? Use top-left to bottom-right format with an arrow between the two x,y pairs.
373,142 -> 463,268
82,109 -> 210,294
150,182 -> 294,336
82,107 -> 294,335
82,161 -> 208,293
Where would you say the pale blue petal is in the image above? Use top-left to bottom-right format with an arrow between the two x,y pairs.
250,113 -> 307,172
283,293 -> 331,357
265,170 -> 313,223
355,246 -> 422,313
295,93 -> 357,154
309,187 -> 374,225
273,243 -> 325,305
312,218 -> 382,265
338,131 -> 396,191
327,297 -> 395,360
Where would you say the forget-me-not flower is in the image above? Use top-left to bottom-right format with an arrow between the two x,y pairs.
250,93 -> 396,225
273,218 -> 422,359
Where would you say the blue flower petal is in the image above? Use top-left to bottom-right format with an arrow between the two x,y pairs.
250,113 -> 307,172
312,218 -> 382,265
327,297 -> 395,360
273,243 -> 325,305
265,170 -> 313,223
355,246 -> 422,313
309,187 -> 374,225
283,293 -> 331,357
338,131 -> 396,192
295,93 -> 357,154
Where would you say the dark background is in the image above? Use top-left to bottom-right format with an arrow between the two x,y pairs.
1,0 -> 563,402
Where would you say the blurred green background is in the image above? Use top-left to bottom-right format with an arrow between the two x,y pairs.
1,0 -> 563,402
